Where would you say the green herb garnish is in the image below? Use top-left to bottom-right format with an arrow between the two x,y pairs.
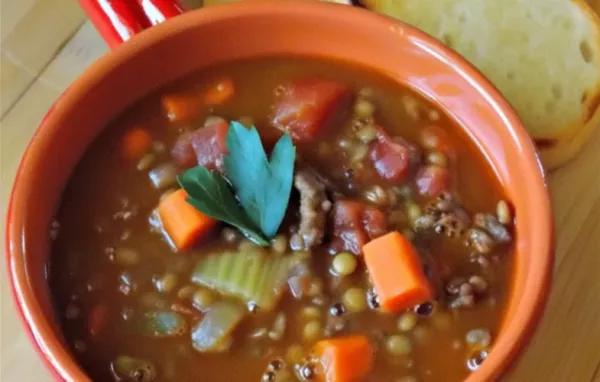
224,122 -> 296,238
177,121 -> 296,245
178,166 -> 270,245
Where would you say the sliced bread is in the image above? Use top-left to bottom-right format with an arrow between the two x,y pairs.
364,0 -> 600,168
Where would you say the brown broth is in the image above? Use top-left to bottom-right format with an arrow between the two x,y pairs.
49,57 -> 513,382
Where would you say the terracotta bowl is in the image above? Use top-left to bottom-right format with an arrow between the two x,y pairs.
5,1 -> 553,381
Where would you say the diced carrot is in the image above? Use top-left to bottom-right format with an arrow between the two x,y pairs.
88,303 -> 109,336
162,93 -> 203,123
158,189 -> 218,251
363,231 -> 433,312
313,335 -> 374,382
121,127 -> 152,160
203,78 -> 235,106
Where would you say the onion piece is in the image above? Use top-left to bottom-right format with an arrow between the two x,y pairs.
191,301 -> 245,352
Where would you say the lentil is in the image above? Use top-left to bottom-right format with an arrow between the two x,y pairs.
300,306 -> 322,321
426,151 -> 448,167
155,273 -> 178,293
148,162 -> 178,189
271,234 -> 288,254
136,153 -> 155,171
354,98 -> 375,120
286,344 -> 305,364
496,200 -> 512,225
343,288 -> 367,313
397,312 -> 418,332
269,313 -> 287,341
356,125 -> 378,143
331,252 -> 357,276
302,320 -> 323,343
406,201 -> 422,224
385,334 -> 413,356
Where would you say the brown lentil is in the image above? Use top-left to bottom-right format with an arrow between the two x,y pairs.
269,313 -> 287,341
285,344 -> 305,364
271,234 -> 288,254
300,306 -> 322,320
406,201 -> 422,224
496,200 -> 512,225
331,251 -> 357,276
302,320 -> 323,343
354,98 -> 375,120
343,288 -> 367,313
397,312 -> 418,332
356,125 -> 378,143
136,153 -> 156,171
148,163 -> 178,189
385,334 -> 413,356
426,151 -> 448,167
155,273 -> 178,293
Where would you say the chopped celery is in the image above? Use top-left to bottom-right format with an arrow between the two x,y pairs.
191,249 -> 305,311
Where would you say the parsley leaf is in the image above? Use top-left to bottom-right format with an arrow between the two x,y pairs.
224,122 -> 296,238
177,166 -> 269,246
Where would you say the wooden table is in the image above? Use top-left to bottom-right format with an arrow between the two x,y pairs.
1,0 -> 599,381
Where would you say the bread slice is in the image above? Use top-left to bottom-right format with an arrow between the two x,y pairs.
538,100 -> 600,168
363,0 -> 600,167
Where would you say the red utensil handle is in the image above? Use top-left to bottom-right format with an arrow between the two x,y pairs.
135,0 -> 186,25
78,0 -> 186,49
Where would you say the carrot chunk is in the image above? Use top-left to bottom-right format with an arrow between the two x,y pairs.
313,335 -> 374,382
363,231 -> 433,312
158,189 -> 218,251
161,93 -> 203,123
121,127 -> 152,160
203,77 -> 235,106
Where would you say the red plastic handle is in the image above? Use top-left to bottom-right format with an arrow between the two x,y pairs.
79,0 -> 186,49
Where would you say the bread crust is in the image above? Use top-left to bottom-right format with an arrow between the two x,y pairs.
362,0 -> 600,168
538,101 -> 600,169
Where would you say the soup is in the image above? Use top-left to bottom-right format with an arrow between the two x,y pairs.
49,57 -> 514,382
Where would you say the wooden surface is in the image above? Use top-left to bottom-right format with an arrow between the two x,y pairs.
1,0 -> 599,381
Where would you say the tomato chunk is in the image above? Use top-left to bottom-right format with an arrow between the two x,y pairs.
415,165 -> 451,197
332,200 -> 388,255
271,78 -> 350,142
369,128 -> 421,183
171,117 -> 229,170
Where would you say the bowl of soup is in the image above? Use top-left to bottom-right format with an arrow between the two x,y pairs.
5,1 -> 553,381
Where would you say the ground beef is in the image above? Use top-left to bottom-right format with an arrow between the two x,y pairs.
414,193 -> 471,238
291,169 -> 331,250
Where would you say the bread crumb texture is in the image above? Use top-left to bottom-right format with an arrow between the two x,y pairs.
373,0 -> 600,140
